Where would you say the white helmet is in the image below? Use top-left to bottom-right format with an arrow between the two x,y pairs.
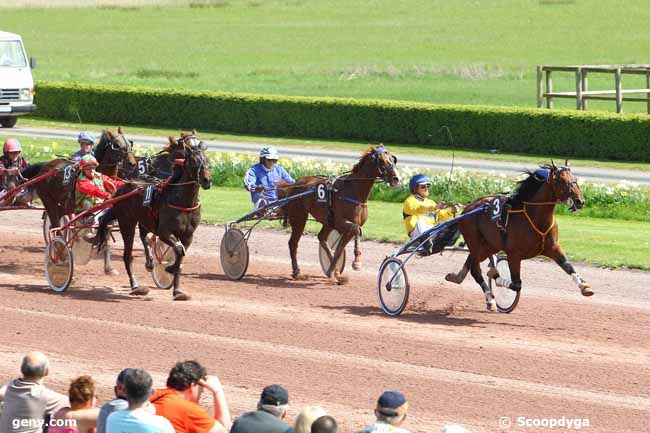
260,146 -> 280,160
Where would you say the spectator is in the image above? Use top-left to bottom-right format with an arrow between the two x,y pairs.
48,375 -> 99,433
311,416 -> 338,433
360,391 -> 410,433
294,406 -> 326,433
150,361 -> 231,433
96,369 -> 132,433
0,351 -> 68,433
229,384 -> 292,433
440,425 -> 470,433
106,369 -> 173,433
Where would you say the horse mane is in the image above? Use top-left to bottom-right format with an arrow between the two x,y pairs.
20,162 -> 46,179
352,146 -> 377,173
95,129 -> 112,163
510,165 -> 552,206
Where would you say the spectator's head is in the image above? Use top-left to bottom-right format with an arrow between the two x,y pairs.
166,360 -> 207,403
257,384 -> 289,420
294,406 -> 327,433
441,424 -> 470,433
123,368 -> 153,406
114,368 -> 134,399
374,391 -> 408,427
20,351 -> 49,382
311,415 -> 339,433
69,375 -> 97,409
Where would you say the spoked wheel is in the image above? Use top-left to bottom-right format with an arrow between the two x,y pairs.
377,257 -> 410,316
318,230 -> 346,277
72,228 -> 94,266
42,213 -> 71,244
220,228 -> 249,280
44,236 -> 74,292
152,239 -> 175,289
488,255 -> 520,313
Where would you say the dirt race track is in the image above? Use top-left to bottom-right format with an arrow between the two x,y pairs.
1,210 -> 649,433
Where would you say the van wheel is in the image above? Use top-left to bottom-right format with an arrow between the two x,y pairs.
0,117 -> 18,128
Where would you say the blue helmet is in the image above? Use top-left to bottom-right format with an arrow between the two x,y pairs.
78,131 -> 96,144
409,174 -> 431,194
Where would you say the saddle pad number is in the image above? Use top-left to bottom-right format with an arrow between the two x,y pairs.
62,165 -> 74,185
138,160 -> 147,176
143,185 -> 154,207
316,184 -> 327,204
489,198 -> 501,222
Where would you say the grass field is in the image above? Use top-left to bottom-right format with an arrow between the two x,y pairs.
3,1 -> 650,110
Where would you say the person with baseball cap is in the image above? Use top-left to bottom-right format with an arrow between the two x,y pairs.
229,384 -> 292,433
360,390 -> 411,433
71,132 -> 96,161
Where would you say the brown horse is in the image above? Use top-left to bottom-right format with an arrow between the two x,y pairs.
95,127 -> 137,178
444,162 -> 593,311
278,145 -> 400,284
94,134 -> 211,300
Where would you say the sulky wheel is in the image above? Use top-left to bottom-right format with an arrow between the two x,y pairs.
488,255 -> 520,313
44,236 -> 74,292
42,213 -> 71,245
220,228 -> 249,280
377,257 -> 410,316
318,230 -> 346,277
152,240 -> 175,289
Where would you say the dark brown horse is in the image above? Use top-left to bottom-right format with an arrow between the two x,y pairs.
94,134 -> 212,300
278,145 -> 399,284
95,127 -> 137,178
444,162 -> 593,311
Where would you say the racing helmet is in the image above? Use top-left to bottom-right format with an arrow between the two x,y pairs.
3,138 -> 22,153
79,154 -> 99,169
259,146 -> 280,160
409,173 -> 432,194
78,131 -> 96,144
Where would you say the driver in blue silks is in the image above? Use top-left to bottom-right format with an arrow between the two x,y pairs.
243,146 -> 295,208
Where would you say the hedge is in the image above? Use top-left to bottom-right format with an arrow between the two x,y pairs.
35,81 -> 650,162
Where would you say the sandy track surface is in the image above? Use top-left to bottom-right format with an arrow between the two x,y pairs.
1,211 -> 649,433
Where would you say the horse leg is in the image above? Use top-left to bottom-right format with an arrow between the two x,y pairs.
139,224 -> 154,272
288,212 -> 308,280
122,223 -> 148,296
171,233 -> 193,301
467,254 -> 497,311
546,244 -> 593,296
328,221 -> 359,284
352,235 -> 362,271
445,255 -> 471,284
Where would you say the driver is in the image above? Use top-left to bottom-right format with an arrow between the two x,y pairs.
0,138 -> 31,202
71,131 -> 96,161
75,154 -> 124,214
243,146 -> 294,208
403,174 -> 461,239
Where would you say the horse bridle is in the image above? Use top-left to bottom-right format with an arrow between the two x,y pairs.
371,147 -> 397,183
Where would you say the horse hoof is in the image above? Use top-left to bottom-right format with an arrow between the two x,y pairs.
336,275 -> 349,285
352,262 -> 361,271
105,268 -> 119,276
445,273 -> 461,284
173,292 -> 191,301
130,287 -> 150,296
165,265 -> 179,274
580,285 -> 594,297
486,300 -> 496,311
145,262 -> 154,272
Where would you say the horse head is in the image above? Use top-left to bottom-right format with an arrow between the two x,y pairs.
179,130 -> 211,190
97,127 -> 136,169
354,144 -> 400,187
549,160 -> 584,212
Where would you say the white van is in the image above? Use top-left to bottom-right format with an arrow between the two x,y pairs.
0,31 -> 36,128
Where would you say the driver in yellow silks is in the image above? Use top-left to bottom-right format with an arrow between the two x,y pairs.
403,174 -> 461,239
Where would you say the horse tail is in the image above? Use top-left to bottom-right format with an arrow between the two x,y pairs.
94,209 -> 114,252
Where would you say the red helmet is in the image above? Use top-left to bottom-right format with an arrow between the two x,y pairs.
79,154 -> 99,169
3,138 -> 22,153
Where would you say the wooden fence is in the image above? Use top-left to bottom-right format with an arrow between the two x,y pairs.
536,64 -> 650,113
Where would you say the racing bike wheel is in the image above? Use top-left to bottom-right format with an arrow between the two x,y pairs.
488,255 -> 520,313
220,228 -> 249,280
377,257 -> 410,316
152,239 -> 175,289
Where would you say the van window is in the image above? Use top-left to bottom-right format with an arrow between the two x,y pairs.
0,41 -> 27,67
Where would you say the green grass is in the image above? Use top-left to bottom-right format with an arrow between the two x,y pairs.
4,1 -> 650,112
202,187 -> 650,270
14,117 -> 650,173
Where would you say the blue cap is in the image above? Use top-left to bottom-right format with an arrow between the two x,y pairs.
377,390 -> 408,416
78,131 -> 96,143
534,168 -> 550,181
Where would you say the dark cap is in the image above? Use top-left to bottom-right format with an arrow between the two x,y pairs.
116,368 -> 134,385
376,391 -> 408,416
260,384 -> 289,406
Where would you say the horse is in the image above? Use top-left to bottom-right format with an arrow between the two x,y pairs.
444,161 -> 593,311
95,127 -> 137,178
277,144 -> 400,284
94,135 -> 212,301
0,168 -> 37,206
